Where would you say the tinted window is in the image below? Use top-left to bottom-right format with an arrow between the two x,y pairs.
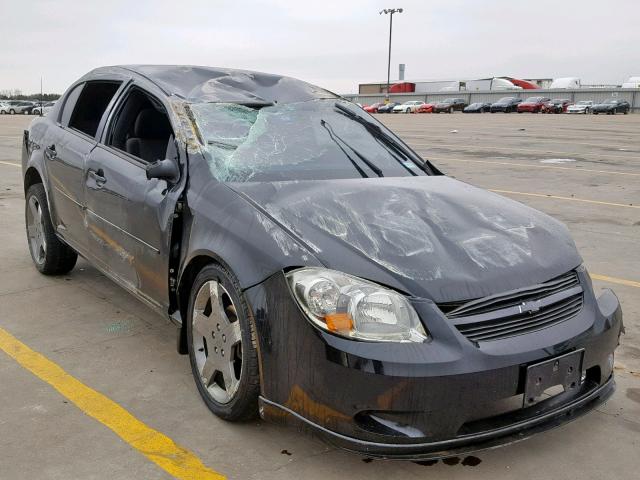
60,83 -> 84,126
68,81 -> 121,137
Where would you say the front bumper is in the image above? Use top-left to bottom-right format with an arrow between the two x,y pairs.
247,270 -> 622,459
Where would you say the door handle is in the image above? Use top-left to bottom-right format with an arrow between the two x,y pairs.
45,144 -> 57,160
88,168 -> 106,186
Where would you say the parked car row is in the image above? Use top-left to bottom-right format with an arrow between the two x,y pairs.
0,100 -> 58,115
364,97 -> 632,115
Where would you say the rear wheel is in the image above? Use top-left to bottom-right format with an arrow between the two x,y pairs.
9,109 -> 15,115
25,183 -> 77,275
187,263 -> 260,421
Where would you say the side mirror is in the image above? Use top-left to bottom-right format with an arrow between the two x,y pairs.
146,158 -> 179,183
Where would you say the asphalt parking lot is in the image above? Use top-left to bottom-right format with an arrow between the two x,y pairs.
1,113 -> 639,479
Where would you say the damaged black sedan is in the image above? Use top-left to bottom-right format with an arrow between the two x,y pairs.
22,65 -> 622,459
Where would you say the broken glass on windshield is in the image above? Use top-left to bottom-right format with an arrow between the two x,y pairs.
189,100 -> 426,183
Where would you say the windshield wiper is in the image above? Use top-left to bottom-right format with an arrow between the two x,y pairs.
320,120 -> 369,178
334,102 -> 440,175
320,119 -> 383,177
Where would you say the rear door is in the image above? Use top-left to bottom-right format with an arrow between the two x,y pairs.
84,84 -> 181,310
44,81 -> 123,255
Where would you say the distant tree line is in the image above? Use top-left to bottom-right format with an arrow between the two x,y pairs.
0,89 -> 60,101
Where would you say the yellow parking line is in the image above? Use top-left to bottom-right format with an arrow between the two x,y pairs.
0,327 -> 225,480
591,274 -> 640,289
0,161 -> 20,167
427,156 -> 640,177
490,189 -> 640,209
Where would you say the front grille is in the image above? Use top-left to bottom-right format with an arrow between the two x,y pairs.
442,271 -> 583,343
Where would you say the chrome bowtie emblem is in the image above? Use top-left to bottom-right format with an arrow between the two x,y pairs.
519,301 -> 541,314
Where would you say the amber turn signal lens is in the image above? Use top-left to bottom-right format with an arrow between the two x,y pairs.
324,313 -> 353,333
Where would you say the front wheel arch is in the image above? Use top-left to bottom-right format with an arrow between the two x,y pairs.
24,166 -> 43,194
177,255 -> 218,354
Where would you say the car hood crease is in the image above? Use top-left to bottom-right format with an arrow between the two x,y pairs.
230,177 -> 582,303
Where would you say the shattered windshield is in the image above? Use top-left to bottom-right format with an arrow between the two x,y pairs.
189,99 -> 427,182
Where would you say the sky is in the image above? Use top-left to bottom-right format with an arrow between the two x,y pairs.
2,0 -> 639,95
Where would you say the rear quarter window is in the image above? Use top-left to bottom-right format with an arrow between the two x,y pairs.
59,83 -> 84,126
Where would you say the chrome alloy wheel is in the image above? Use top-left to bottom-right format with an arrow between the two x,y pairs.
192,280 -> 243,404
26,195 -> 47,265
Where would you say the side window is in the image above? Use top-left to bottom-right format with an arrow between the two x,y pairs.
59,83 -> 84,126
106,88 -> 173,163
68,81 -> 121,138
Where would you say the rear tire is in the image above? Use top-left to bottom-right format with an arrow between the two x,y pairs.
9,109 -> 15,115
187,263 -> 260,421
25,183 -> 77,275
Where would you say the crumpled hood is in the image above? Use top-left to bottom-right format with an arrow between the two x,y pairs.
231,177 -> 582,303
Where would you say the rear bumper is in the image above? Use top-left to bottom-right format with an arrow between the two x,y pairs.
248,271 -> 623,459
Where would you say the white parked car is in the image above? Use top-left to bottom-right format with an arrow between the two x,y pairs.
392,100 -> 424,113
566,100 -> 593,114
0,102 -> 9,114
32,101 -> 57,115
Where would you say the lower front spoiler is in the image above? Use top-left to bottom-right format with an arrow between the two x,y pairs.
260,375 -> 615,460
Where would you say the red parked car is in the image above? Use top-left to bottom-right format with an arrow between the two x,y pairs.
416,103 -> 434,113
517,97 -> 551,113
364,102 -> 384,113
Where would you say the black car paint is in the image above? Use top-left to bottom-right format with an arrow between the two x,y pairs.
376,102 -> 399,113
591,100 -> 631,114
251,268 -> 620,458
463,103 -> 491,113
490,98 -> 522,113
22,65 -> 622,459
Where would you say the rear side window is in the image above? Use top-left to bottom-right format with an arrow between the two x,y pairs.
60,83 -> 84,126
68,81 -> 121,138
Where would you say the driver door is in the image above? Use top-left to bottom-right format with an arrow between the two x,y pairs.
84,85 -> 182,310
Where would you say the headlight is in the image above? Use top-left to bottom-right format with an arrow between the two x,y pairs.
286,267 -> 428,343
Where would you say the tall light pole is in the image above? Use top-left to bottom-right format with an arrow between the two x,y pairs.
379,8 -> 403,103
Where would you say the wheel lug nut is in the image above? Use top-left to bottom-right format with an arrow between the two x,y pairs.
221,349 -> 225,356
214,346 -> 218,353
222,334 -> 226,343
217,324 -> 221,331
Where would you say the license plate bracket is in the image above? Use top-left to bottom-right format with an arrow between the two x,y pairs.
524,349 -> 584,406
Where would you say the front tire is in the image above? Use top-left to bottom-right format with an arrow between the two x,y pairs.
187,263 -> 260,421
25,183 -> 77,275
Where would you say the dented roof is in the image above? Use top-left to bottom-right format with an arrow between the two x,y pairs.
88,65 -> 339,104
